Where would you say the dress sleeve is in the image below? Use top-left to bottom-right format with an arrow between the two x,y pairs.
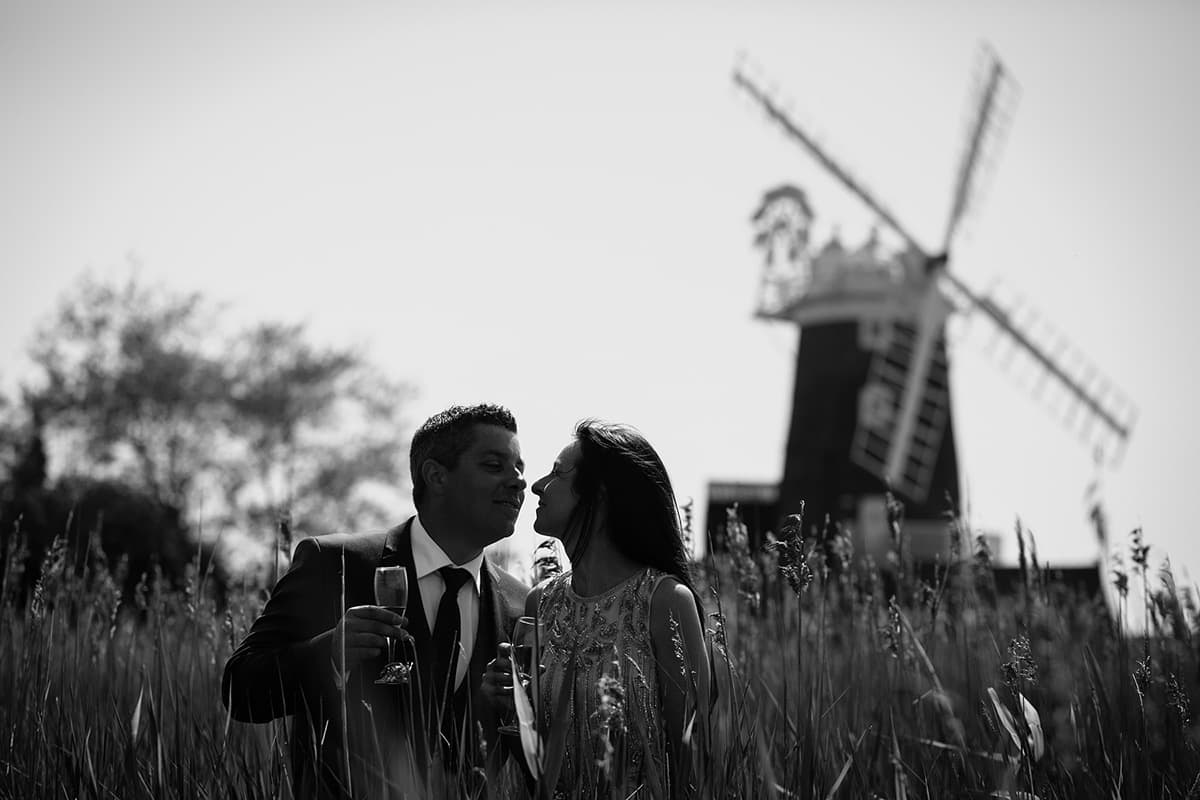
221,538 -> 339,723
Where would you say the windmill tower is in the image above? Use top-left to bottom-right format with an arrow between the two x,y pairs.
724,47 -> 1137,561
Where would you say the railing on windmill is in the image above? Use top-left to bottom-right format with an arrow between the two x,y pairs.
754,245 -> 934,326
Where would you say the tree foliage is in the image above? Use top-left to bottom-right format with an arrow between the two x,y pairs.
29,276 -> 227,510
3,271 -> 413,589
219,319 -> 413,540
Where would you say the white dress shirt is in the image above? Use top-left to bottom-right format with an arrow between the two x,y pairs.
410,515 -> 482,689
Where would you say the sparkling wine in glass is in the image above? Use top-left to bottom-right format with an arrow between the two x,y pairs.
499,615 -> 544,736
374,566 -> 410,685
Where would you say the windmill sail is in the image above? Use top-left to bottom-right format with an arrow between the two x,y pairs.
943,45 -> 1019,253
964,282 -> 1137,463
732,67 -> 924,255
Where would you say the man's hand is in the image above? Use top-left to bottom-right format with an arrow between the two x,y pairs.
481,642 -> 517,714
330,605 -> 410,673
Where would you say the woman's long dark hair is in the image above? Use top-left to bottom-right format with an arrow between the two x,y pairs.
564,419 -> 700,605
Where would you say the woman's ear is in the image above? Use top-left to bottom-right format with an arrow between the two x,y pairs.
593,485 -> 609,526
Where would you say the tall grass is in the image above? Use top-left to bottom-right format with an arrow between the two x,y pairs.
0,527 -> 287,799
1,505 -> 1197,799
687,508 -> 1200,799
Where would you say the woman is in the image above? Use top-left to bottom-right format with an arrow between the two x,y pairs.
486,419 -> 710,798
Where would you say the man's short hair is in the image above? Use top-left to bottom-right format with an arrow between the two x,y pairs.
410,404 -> 518,507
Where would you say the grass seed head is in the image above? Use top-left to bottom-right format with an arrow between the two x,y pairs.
705,608 -> 728,659
1134,655 -> 1152,691
531,538 -> 563,584
1001,635 -> 1038,689
879,597 -> 913,662
826,519 -> 854,577
1110,550 -> 1129,600
1167,673 -> 1191,727
725,505 -> 762,611
1130,527 -> 1150,572
681,498 -> 694,556
947,513 -> 964,563
765,509 -> 812,596
973,534 -> 992,568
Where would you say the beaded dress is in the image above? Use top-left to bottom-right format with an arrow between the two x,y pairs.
535,568 -> 672,799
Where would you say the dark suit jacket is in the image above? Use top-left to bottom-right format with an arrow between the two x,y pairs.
222,519 -> 529,799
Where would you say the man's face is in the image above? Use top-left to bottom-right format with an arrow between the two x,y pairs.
440,424 -> 526,550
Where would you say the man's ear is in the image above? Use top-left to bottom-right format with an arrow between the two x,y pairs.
421,458 -> 448,496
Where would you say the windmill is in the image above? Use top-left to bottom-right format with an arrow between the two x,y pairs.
726,46 -> 1137,560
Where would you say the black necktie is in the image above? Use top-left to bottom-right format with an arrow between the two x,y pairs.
431,567 -> 472,699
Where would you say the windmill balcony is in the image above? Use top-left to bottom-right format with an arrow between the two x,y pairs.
755,245 -> 929,328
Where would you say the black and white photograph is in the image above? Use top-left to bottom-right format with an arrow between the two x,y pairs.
1,2 -> 1197,797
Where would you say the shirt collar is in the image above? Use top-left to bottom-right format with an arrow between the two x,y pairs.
411,514 -> 483,591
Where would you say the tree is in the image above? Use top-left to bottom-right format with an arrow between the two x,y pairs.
221,320 -> 412,543
11,271 -> 414,579
28,274 -> 227,511
0,391 -> 210,603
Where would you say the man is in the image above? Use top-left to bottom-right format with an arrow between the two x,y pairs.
222,404 -> 530,799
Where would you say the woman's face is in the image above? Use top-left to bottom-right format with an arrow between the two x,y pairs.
531,441 -> 581,538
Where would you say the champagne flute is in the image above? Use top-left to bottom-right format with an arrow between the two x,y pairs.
499,615 -> 544,736
373,566 -> 410,685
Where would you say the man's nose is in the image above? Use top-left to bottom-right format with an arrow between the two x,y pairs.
510,469 -> 527,492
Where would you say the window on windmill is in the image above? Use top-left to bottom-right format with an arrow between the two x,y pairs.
858,382 -> 896,432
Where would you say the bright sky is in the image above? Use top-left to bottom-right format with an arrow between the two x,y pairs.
2,1 -> 1197,585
